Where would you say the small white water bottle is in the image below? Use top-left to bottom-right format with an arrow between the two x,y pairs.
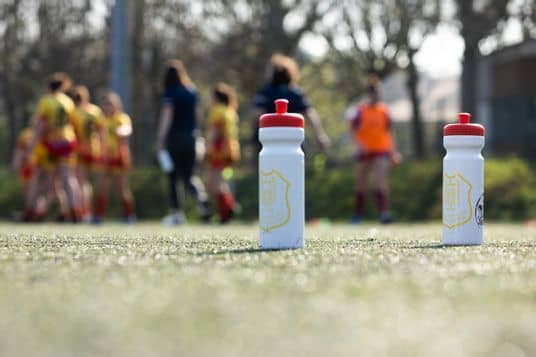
157,149 -> 174,173
443,113 -> 485,245
259,99 -> 305,249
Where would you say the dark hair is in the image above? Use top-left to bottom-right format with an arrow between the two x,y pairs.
48,72 -> 72,93
164,59 -> 192,90
367,74 -> 381,93
367,84 -> 378,94
269,53 -> 299,86
213,82 -> 237,110
73,85 -> 90,105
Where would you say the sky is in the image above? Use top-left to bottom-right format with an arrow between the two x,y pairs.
413,19 -> 524,78
413,25 -> 465,78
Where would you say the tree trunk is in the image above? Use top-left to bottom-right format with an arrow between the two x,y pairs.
130,0 -> 145,166
2,73 -> 18,161
2,0 -> 22,161
407,50 -> 425,159
461,43 -> 478,115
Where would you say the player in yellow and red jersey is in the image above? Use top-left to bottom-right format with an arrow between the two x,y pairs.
22,73 -> 82,222
12,126 -> 52,220
350,77 -> 401,224
93,92 -> 135,223
205,83 -> 240,223
71,85 -> 104,221
12,127 -> 36,186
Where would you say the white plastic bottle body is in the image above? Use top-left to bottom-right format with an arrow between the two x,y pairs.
259,127 -> 305,249
157,149 -> 174,173
442,135 -> 485,245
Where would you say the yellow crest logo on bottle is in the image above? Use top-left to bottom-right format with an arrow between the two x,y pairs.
443,172 -> 473,229
260,169 -> 291,232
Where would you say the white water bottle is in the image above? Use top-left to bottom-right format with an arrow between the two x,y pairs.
259,99 -> 305,249
157,149 -> 174,173
443,113 -> 485,245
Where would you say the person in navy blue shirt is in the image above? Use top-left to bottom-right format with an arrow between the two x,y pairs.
155,59 -> 210,225
253,53 -> 330,151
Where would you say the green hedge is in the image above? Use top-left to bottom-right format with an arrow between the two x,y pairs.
1,157 -> 535,221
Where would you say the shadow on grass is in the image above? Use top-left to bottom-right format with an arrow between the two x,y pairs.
408,243 -> 447,249
195,247 -> 292,256
408,243 -> 484,249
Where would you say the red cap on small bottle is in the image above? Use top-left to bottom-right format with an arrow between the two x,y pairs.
444,113 -> 485,136
259,99 -> 304,128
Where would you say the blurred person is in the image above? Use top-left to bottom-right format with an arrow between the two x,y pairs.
11,126 -> 49,219
155,59 -> 210,226
12,126 -> 37,188
22,73 -> 82,222
253,53 -> 330,152
205,83 -> 240,223
349,77 -> 401,224
71,85 -> 104,221
93,92 -> 135,223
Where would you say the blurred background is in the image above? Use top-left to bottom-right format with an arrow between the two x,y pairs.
1,0 -> 535,221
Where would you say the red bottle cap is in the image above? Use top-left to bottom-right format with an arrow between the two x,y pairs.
444,113 -> 485,136
259,99 -> 304,128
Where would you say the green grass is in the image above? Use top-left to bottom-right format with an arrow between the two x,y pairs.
0,223 -> 535,356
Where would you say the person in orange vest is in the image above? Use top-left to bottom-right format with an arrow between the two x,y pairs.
350,77 -> 401,224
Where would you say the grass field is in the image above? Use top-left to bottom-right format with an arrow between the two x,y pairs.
0,223 -> 535,356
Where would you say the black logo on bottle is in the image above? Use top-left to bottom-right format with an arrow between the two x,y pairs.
475,194 -> 484,227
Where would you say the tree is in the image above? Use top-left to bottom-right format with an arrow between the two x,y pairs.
0,0 -> 105,160
455,0 -> 510,115
201,0 -> 330,97
519,0 -> 536,39
395,0 -> 441,160
125,0 -> 215,164
0,0 -> 23,160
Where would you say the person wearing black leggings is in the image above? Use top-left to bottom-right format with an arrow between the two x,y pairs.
155,59 -> 210,225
